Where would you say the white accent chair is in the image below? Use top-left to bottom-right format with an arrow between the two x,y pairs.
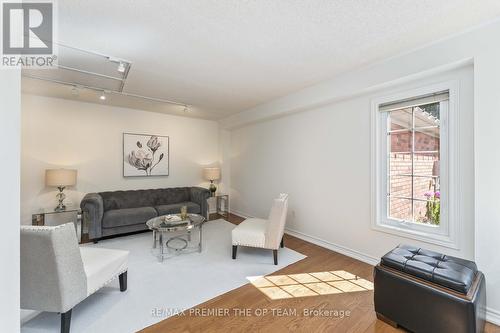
231,194 -> 289,265
21,223 -> 129,333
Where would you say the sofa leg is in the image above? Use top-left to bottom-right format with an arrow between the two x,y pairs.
232,245 -> 237,259
61,309 -> 72,333
93,239 -> 98,244
119,271 -> 127,292
376,312 -> 398,328
273,249 -> 278,265
280,237 -> 284,248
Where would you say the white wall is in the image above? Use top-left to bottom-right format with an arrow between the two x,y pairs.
230,65 -> 474,259
21,95 -> 220,224
0,70 -> 21,332
224,20 -> 500,324
218,129 -> 232,195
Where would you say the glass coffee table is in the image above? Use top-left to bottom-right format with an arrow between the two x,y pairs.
146,213 -> 205,262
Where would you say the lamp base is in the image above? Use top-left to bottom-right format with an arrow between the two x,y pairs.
55,186 -> 67,212
209,182 -> 217,196
54,204 -> 67,212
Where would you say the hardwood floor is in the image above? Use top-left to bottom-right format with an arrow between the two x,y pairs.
141,213 -> 500,333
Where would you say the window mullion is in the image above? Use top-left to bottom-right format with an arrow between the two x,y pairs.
411,107 -> 415,223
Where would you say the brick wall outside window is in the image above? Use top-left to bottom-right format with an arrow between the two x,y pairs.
388,128 -> 439,223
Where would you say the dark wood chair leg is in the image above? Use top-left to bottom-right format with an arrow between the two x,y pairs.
119,271 -> 127,292
280,237 -> 284,248
273,249 -> 278,265
232,245 -> 237,259
61,309 -> 72,333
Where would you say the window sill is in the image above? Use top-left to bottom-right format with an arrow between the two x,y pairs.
372,221 -> 459,250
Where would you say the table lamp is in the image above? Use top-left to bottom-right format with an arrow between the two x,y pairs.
46,169 -> 77,212
203,167 -> 220,196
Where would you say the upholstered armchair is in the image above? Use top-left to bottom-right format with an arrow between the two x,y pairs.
231,194 -> 289,265
21,223 -> 129,333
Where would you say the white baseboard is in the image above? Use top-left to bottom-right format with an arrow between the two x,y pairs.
284,227 -> 380,266
230,209 -> 500,326
229,209 -> 254,219
230,209 -> 379,266
487,307 -> 500,326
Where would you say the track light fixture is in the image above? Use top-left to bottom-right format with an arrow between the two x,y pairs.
117,62 -> 126,73
23,74 -> 188,108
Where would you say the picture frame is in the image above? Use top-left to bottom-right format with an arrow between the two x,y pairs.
123,133 -> 169,177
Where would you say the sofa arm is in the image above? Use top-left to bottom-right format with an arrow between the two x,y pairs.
80,193 -> 104,240
190,187 -> 211,219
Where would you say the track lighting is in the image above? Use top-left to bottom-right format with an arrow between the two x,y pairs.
107,56 -> 128,74
24,73 -> 187,108
117,62 -> 126,73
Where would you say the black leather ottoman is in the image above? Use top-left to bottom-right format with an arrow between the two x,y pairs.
374,244 -> 486,333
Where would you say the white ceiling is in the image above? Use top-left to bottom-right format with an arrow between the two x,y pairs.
22,0 -> 500,120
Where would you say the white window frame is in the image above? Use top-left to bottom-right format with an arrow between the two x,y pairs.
371,81 -> 460,249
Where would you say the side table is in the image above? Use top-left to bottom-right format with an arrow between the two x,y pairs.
215,193 -> 229,218
32,207 -> 82,243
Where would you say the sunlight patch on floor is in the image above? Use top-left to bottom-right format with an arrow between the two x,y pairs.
247,270 -> 374,300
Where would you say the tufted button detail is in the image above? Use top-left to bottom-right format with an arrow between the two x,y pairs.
380,244 -> 477,294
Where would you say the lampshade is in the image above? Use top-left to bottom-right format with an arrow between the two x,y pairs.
45,169 -> 77,187
203,167 -> 220,181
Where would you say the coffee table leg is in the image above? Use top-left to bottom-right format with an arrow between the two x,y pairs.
198,225 -> 203,253
187,230 -> 191,242
159,232 -> 164,262
152,230 -> 157,249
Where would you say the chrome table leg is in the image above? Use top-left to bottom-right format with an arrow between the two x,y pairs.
198,225 -> 203,253
159,232 -> 164,262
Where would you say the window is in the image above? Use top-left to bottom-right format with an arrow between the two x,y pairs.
372,82 -> 459,248
385,97 -> 444,225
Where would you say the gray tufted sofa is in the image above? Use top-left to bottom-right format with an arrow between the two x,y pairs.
81,187 -> 210,241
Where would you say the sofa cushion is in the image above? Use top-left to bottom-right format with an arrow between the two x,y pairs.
102,207 -> 157,228
155,202 -> 200,216
80,247 -> 128,295
154,188 -> 190,206
100,187 -> 192,211
380,244 -> 478,294
100,190 -> 157,211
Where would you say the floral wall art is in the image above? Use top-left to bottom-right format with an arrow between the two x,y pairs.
123,133 -> 169,177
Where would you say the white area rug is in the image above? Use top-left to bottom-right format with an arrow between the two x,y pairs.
22,219 -> 306,333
